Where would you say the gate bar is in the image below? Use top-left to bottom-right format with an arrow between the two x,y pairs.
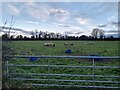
9,73 -> 120,78
7,55 -> 120,59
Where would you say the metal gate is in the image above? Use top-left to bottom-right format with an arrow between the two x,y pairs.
4,55 -> 120,89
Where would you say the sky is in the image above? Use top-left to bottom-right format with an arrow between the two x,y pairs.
0,1 -> 119,37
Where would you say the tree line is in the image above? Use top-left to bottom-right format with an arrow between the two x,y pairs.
1,28 -> 120,41
1,33 -> 119,41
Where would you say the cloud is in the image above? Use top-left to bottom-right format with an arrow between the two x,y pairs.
106,16 -> 119,28
52,22 -> 71,27
7,3 -> 20,15
25,20 -> 39,24
107,16 -> 117,22
64,31 -> 83,35
110,21 -> 120,27
64,31 -> 73,34
63,25 -> 70,27
24,3 -> 52,21
98,24 -> 107,28
98,16 -> 118,29
105,30 -> 120,33
63,25 -> 84,35
24,2 -> 70,22
76,17 -> 89,25
52,23 -> 88,35
1,26 -> 30,34
1,30 -> 15,34
51,9 -> 70,22
27,8 -> 49,21
52,23 -> 62,26
107,21 -> 119,28
70,26 -> 82,30
74,32 -> 83,34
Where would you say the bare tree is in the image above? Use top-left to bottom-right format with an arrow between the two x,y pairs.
39,31 -> 42,38
56,33 -> 62,38
1,20 -> 7,37
49,32 -> 55,39
91,28 -> 105,38
30,31 -> 35,37
8,16 -> 16,38
35,29 -> 38,38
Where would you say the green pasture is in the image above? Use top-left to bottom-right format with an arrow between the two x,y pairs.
3,41 -> 119,89
9,40 -> 119,56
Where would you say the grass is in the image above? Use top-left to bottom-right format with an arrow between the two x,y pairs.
9,40 -> 119,56
3,40 -> 120,89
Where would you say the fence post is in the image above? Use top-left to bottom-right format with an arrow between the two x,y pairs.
92,58 -> 95,87
6,60 -> 9,77
48,58 -> 49,80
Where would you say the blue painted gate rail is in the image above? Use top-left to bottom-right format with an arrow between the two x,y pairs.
5,55 -> 120,89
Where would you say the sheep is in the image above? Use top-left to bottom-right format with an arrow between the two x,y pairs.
64,43 -> 74,46
43,43 -> 55,47
52,44 -> 55,47
70,43 -> 73,45
64,43 -> 68,45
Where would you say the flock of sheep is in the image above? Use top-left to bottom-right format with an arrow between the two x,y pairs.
43,42 -> 74,47
43,42 -> 95,47
43,42 -> 96,54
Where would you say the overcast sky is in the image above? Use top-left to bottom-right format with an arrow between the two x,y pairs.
1,1 -> 119,36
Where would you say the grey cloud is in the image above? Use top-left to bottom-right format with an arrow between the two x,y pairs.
56,23 -> 71,27
1,30 -> 15,34
105,30 -> 120,33
64,31 -> 73,34
98,24 -> 107,28
98,21 -> 119,28
64,31 -> 83,35
74,32 -> 83,34
111,21 -> 120,25
0,26 -> 30,34
63,25 -> 71,27
25,2 -> 70,22
51,9 -> 70,22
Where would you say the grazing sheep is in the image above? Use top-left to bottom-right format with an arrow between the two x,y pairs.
64,43 -> 68,45
70,43 -> 73,45
43,43 -> 55,47
64,43 -> 73,46
53,44 -> 55,47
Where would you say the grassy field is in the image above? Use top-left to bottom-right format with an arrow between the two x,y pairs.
9,40 -> 119,56
3,40 -> 120,89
